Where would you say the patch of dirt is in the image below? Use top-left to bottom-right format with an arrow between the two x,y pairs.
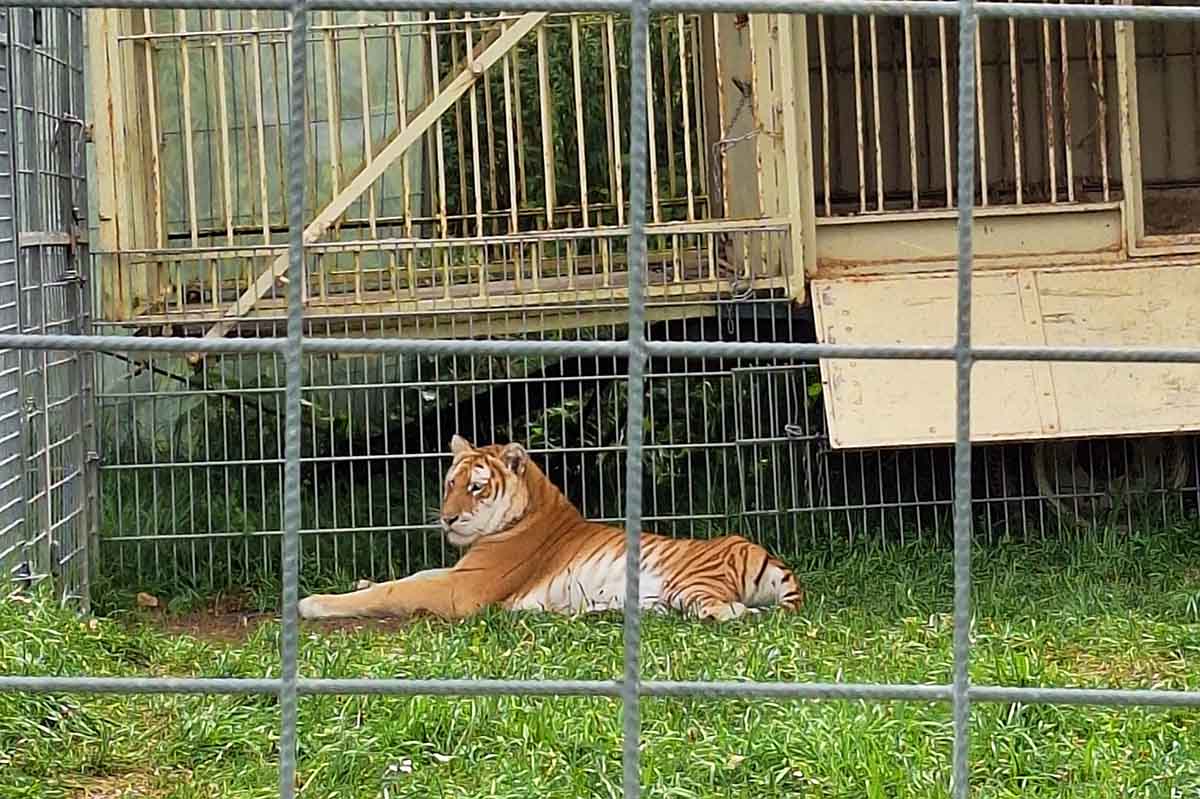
153,609 -> 274,643
66,772 -> 167,799
128,591 -> 423,644
129,591 -> 269,644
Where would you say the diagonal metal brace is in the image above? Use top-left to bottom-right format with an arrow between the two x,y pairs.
199,12 -> 547,345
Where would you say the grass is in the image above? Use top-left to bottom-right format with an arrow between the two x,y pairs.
2,525 -> 1200,798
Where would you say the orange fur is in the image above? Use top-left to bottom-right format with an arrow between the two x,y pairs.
298,436 -> 803,622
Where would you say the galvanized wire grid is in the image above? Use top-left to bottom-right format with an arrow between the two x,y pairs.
3,2 -> 1200,799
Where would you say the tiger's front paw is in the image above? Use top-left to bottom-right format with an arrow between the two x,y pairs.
297,595 -> 326,619
697,601 -> 748,622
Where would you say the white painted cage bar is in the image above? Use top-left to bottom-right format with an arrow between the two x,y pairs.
2,4 -> 1200,799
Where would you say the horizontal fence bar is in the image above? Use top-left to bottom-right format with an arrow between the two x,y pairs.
3,676 -> 1199,707
0,334 -> 288,355
969,686 -> 1200,708
641,681 -> 952,701
298,679 -> 623,696
8,334 -> 1200,365
2,0 -> 1199,22
0,677 -> 284,694
645,342 -> 1200,364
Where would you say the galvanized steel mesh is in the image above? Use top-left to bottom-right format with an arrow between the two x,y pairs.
0,7 -> 94,612
3,3 -> 1200,799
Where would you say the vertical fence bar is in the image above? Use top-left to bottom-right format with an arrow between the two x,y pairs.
279,2 -> 307,797
953,1 -> 976,798
623,0 -> 650,797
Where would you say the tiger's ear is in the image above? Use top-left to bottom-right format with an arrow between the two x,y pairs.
500,442 -> 529,475
450,434 -> 472,457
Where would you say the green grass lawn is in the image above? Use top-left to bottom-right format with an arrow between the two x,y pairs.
2,525 -> 1199,798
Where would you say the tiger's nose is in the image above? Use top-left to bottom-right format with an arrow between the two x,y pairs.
442,514 -> 460,527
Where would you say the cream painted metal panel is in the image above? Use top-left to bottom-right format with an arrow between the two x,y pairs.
813,263 -> 1200,448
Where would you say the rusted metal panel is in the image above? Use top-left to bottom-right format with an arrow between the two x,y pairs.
813,262 -> 1200,449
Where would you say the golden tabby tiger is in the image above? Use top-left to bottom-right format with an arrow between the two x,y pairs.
298,435 -> 803,621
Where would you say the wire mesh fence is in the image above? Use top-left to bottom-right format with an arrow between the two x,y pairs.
92,299 -> 1200,590
0,6 -> 94,610
3,3 -> 1200,799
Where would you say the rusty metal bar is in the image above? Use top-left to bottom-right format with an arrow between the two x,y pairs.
939,16 -> 952,206
358,10 -> 378,236
1059,5 -> 1074,202
466,13 -> 484,237
645,33 -> 661,222
818,15 -> 832,215
869,15 -> 883,211
501,21 -> 519,233
661,19 -> 676,199
1043,14 -> 1058,202
976,24 -> 988,205
678,13 -> 695,219
1008,9 -> 1023,203
570,16 -> 591,225
178,10 -> 200,245
429,13 -> 448,238
904,14 -> 919,208
606,15 -> 625,225
853,15 -> 866,212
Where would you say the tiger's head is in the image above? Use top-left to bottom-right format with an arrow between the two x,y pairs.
440,434 -> 533,548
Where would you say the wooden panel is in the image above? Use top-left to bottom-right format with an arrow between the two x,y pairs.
813,263 -> 1200,449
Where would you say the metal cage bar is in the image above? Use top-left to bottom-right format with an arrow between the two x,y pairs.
1,3 -> 1200,799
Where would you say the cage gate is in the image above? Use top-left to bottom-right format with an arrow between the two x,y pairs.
0,7 -> 92,610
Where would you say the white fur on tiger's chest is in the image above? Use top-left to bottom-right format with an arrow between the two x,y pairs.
504,550 -> 666,615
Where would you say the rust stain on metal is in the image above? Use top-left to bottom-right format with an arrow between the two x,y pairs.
1042,18 -> 1058,203
1008,15 -> 1023,205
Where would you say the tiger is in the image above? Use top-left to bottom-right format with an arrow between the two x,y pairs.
297,434 -> 803,622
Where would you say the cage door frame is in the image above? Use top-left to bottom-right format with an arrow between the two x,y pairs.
1114,14 -> 1200,257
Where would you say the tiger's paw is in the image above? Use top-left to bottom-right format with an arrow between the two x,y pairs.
697,601 -> 748,622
